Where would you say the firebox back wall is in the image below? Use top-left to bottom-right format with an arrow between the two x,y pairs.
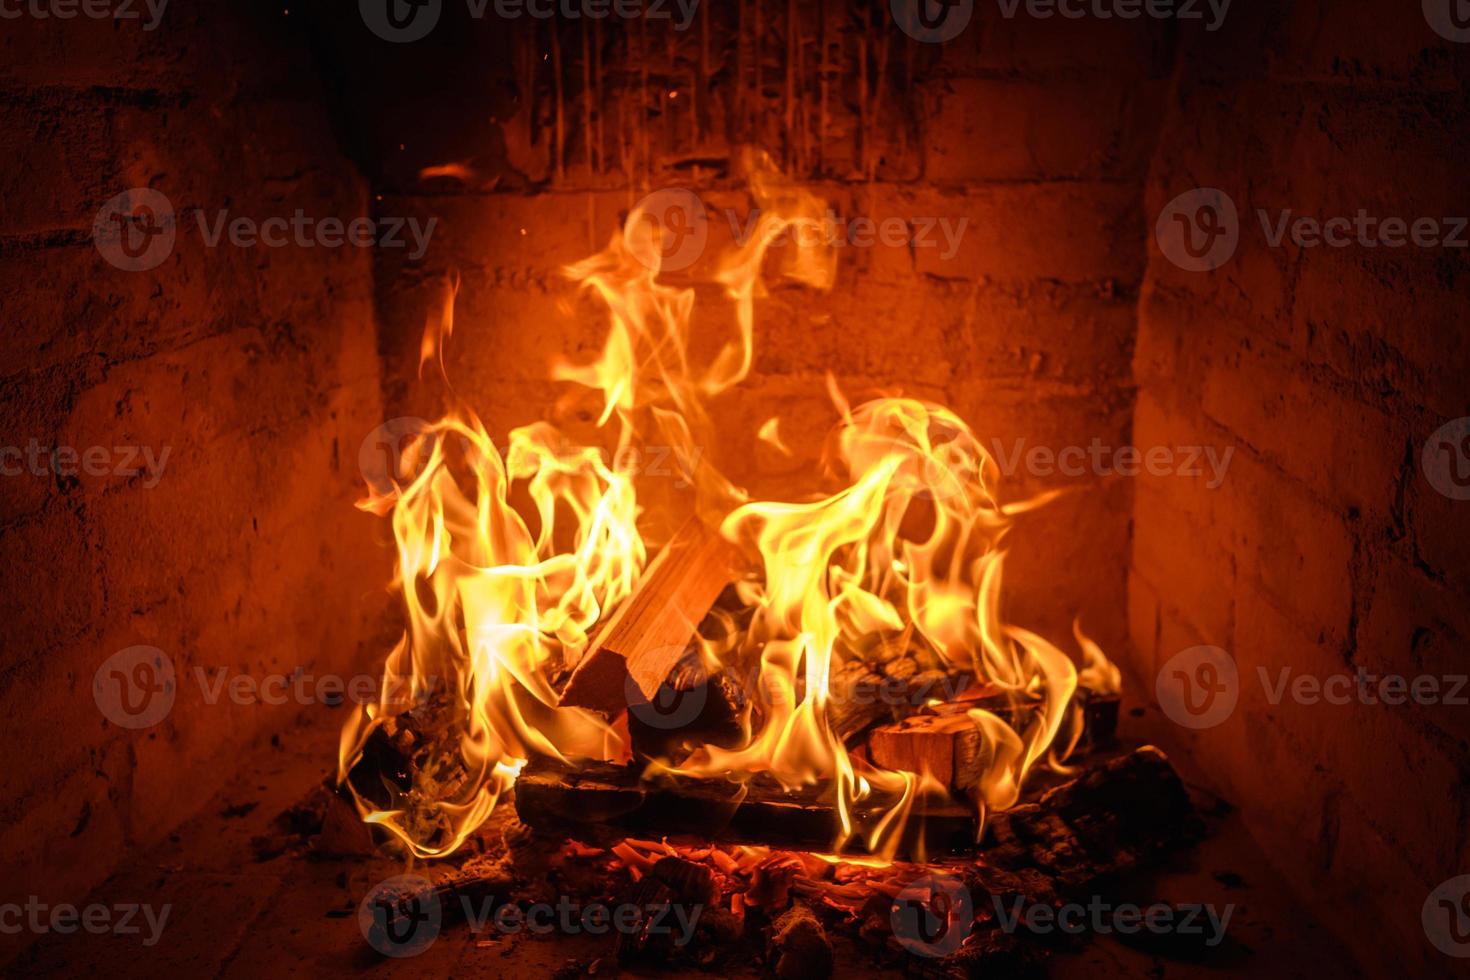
348,4 -> 1172,658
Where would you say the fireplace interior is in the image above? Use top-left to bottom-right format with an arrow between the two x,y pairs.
2,1 -> 1468,977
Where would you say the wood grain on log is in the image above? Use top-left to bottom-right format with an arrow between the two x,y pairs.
561,516 -> 739,717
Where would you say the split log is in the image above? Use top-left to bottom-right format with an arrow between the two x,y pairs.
866,690 -> 1121,797
561,516 -> 738,717
512,758 -> 978,857
868,713 -> 986,796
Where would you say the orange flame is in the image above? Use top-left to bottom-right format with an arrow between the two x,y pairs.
339,155 -> 1120,860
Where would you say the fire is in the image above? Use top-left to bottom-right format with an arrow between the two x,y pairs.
338,156 -> 1120,860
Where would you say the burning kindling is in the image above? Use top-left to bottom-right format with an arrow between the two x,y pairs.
338,158 -> 1132,864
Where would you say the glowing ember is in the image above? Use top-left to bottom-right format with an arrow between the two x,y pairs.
338,156 -> 1121,861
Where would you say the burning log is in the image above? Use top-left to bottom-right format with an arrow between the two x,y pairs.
866,691 -> 1122,798
867,713 -> 986,797
981,745 -> 1202,894
561,516 -> 739,718
512,759 -> 978,857
768,903 -> 833,979
515,746 -> 1197,880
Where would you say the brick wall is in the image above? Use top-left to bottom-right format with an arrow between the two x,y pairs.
0,4 -> 385,952
1130,2 -> 1470,975
359,4 -> 1173,655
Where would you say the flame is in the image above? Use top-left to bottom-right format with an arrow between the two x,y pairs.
339,154 -> 1120,859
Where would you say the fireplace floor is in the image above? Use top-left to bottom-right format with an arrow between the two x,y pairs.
9,706 -> 1361,979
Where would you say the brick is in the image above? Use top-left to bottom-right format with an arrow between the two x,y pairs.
1132,485 -> 1235,644
955,280 -> 1136,385
932,6 -> 1173,78
1264,0 -> 1462,88
903,182 -> 1144,283
1200,338 -> 1403,516
1213,452 -> 1356,646
920,77 -> 1157,182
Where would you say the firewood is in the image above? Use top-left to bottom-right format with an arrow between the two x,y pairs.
561,516 -> 739,717
768,903 -> 833,980
868,713 -> 986,796
982,745 -> 1202,894
626,643 -> 748,762
389,853 -> 518,924
512,758 -> 978,857
863,685 -> 1121,799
